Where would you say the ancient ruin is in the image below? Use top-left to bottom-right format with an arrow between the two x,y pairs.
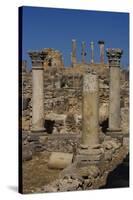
21,40 -> 129,193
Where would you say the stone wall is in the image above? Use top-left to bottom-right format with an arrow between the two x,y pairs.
21,61 -> 129,134
20,61 -> 31,131
41,48 -> 64,69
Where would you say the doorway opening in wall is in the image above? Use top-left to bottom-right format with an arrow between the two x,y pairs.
100,118 -> 109,133
44,119 -> 55,134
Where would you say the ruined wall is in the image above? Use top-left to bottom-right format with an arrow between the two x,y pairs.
21,61 -> 32,131
21,61 -> 129,134
42,48 -> 64,69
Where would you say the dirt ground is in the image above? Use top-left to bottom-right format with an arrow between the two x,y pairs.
22,151 -> 61,193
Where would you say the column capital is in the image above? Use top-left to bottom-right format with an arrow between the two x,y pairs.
90,41 -> 94,46
98,40 -> 105,45
28,51 -> 46,69
106,48 -> 123,67
98,40 -> 105,64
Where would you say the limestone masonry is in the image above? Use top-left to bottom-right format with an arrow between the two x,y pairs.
21,40 -> 129,193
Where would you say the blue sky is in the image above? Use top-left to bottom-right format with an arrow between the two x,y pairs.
21,6 -> 129,69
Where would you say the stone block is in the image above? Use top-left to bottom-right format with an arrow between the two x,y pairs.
104,150 -> 112,161
76,153 -> 103,162
109,140 -> 121,150
27,135 -> 39,142
48,152 -> 73,169
59,178 -> 81,192
22,149 -> 32,161
78,148 -> 103,155
77,165 -> 100,178
123,137 -> 129,147
39,135 -> 48,144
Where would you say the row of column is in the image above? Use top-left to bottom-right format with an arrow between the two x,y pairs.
29,48 -> 123,146
71,39 -> 105,67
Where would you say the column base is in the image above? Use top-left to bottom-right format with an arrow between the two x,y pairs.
75,144 -> 104,166
31,128 -> 46,133
106,128 -> 123,141
107,128 -> 121,132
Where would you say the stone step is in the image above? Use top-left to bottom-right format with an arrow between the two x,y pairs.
78,148 -> 103,155
75,153 -> 104,162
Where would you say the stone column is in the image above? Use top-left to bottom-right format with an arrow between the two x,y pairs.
29,51 -> 45,132
60,53 -> 64,67
82,73 -> 99,146
81,41 -> 86,64
71,39 -> 77,67
90,41 -> 94,64
98,40 -> 105,64
106,48 -> 123,133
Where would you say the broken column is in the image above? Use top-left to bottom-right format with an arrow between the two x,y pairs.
76,73 -> 103,165
106,48 -> 123,135
81,73 -> 99,145
29,51 -> 45,132
81,41 -> 86,64
90,41 -> 94,64
98,40 -> 105,64
71,39 -> 77,67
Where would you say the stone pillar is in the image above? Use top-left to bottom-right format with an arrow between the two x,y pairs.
71,39 -> 77,67
60,53 -> 64,67
29,51 -> 45,132
81,41 -> 86,64
82,73 -> 99,146
90,41 -> 94,64
98,40 -> 105,64
106,48 -> 123,133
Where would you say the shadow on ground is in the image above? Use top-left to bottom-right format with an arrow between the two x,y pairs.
100,155 -> 129,189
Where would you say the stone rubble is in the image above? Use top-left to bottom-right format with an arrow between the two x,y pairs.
21,45 -> 129,193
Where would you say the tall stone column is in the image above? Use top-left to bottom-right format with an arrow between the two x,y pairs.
71,39 -> 77,67
98,40 -> 105,64
29,51 -> 45,132
81,41 -> 86,64
81,73 -> 99,146
106,48 -> 123,133
90,41 -> 94,64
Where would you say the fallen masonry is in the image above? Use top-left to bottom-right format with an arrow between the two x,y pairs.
32,141 -> 128,193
